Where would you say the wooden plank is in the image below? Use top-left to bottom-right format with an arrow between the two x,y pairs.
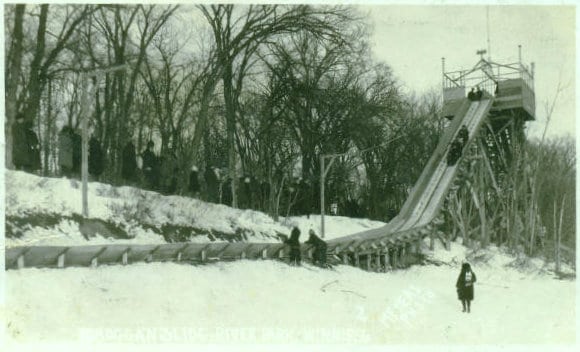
17,254 -> 25,269
121,248 -> 130,265
91,245 -> 130,266
205,243 -> 231,259
147,243 -> 190,262
218,242 -> 248,260
61,245 -> 107,267
23,246 -> 70,268
56,248 -> 70,268
125,244 -> 162,263
178,243 -> 208,262
245,244 -> 270,259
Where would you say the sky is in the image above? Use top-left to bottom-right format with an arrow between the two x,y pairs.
361,4 -> 575,140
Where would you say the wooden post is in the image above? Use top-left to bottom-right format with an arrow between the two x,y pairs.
121,249 -> 129,265
81,76 -> 90,218
261,248 -> 268,260
341,253 -> 348,265
17,254 -> 25,269
200,250 -> 207,262
241,251 -> 246,259
57,252 -> 66,268
91,247 -> 107,268
176,244 -> 189,262
375,251 -> 381,272
146,246 -> 161,263
355,252 -> 360,267
320,155 -> 325,238
383,251 -> 390,271
366,254 -> 371,271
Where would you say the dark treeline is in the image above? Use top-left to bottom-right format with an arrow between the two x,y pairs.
4,4 -> 441,222
4,4 -> 575,265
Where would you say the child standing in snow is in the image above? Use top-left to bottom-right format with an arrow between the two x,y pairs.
285,227 -> 302,266
456,262 -> 477,313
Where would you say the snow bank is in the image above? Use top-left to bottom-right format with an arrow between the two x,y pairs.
4,258 -> 575,344
5,170 -> 386,247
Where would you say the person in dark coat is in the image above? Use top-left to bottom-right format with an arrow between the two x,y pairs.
221,177 -> 232,206
142,141 -> 159,190
457,125 -> 469,148
285,227 -> 302,266
305,229 -> 327,267
456,262 -> 477,313
467,88 -> 476,101
88,136 -> 104,179
188,165 -> 200,197
121,141 -> 137,182
204,167 -> 219,203
475,86 -> 483,100
12,116 -> 40,172
447,140 -> 462,166
25,123 -> 41,172
71,131 -> 82,175
58,126 -> 74,176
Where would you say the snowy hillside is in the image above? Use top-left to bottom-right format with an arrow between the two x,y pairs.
4,239 -> 575,345
5,170 -> 386,247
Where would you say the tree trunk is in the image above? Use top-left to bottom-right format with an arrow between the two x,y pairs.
223,60 -> 238,208
5,4 -> 26,169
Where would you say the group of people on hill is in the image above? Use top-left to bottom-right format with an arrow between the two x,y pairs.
12,114 -> 41,172
447,124 -> 469,166
58,126 -> 105,179
284,227 -> 328,268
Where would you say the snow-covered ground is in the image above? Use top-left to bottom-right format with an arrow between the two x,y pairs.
3,170 -> 576,348
5,170 -> 385,247
3,240 -> 575,345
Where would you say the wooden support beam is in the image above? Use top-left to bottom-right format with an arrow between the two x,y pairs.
261,248 -> 268,260
214,244 -> 231,259
57,248 -> 70,268
175,244 -> 189,262
146,246 -> 161,263
13,248 -> 30,269
200,250 -> 207,262
375,251 -> 381,272
90,247 -> 107,268
17,254 -> 25,269
355,252 -> 360,267
383,252 -> 390,271
121,248 -> 130,265
341,253 -> 348,265
366,254 -> 371,271
241,251 -> 246,259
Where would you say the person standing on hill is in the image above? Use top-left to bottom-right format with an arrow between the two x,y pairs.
88,136 -> 104,180
121,141 -> 137,183
305,229 -> 327,267
456,262 -> 477,313
142,140 -> 158,190
285,227 -> 302,266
